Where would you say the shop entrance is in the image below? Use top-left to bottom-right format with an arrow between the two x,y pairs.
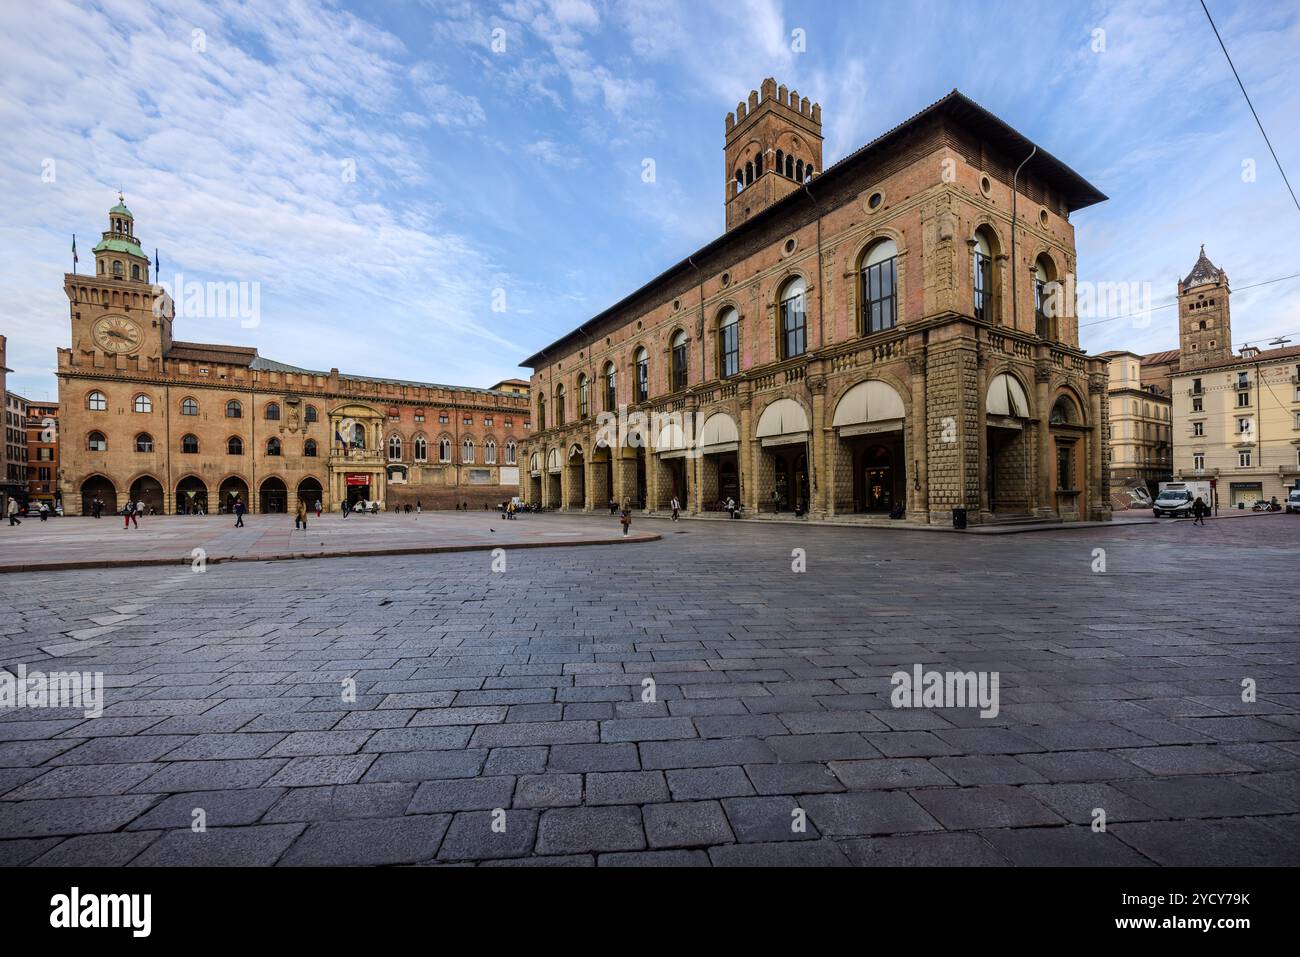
768,444 -> 809,513
347,474 -> 372,506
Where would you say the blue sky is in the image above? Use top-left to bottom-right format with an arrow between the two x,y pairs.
2,0 -> 1298,401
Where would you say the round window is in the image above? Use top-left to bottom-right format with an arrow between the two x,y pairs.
980,174 -> 993,197
784,238 -> 797,255
867,191 -> 883,211
1039,207 -> 1050,228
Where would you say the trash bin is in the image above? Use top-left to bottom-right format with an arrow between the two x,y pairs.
952,507 -> 968,530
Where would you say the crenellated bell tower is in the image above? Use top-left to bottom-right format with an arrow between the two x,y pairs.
724,77 -> 822,231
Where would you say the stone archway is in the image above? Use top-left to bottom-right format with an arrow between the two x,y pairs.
260,477 -> 288,514
175,475 -> 208,515
566,444 -> 586,509
128,475 -> 164,516
830,380 -> 907,515
79,475 -> 117,516
985,372 -> 1032,516
218,476 -> 249,515
298,478 -> 323,513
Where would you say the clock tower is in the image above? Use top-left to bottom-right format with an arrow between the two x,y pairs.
65,194 -> 170,360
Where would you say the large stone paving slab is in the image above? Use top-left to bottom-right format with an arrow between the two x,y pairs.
0,513 -> 1297,865
0,511 -> 656,572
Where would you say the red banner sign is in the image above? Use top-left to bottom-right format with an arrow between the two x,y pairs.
346,474 -> 371,486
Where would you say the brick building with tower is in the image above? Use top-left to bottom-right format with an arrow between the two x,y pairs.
56,197 -> 530,517
520,81 -> 1112,525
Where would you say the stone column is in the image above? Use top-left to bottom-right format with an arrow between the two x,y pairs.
1087,371 -> 1109,520
1034,359 -> 1054,517
808,374 -> 829,518
907,350 -> 928,521
739,392 -> 757,515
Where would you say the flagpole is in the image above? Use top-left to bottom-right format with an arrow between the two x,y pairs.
72,234 -> 78,275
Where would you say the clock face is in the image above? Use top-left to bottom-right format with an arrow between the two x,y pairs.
93,315 -> 142,355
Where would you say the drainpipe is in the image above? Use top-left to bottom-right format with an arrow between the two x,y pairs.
1010,145 -> 1037,333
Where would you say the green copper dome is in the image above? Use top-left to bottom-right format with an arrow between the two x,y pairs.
93,236 -> 145,258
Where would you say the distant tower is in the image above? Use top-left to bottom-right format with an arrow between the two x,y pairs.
725,77 -> 822,231
1176,246 -> 1231,370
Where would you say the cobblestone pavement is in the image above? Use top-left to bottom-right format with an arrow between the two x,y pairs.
1,513 -> 1296,866
0,512 -> 655,572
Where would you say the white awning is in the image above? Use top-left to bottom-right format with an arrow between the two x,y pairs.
987,373 -> 1030,418
756,398 -> 809,441
832,379 -> 906,429
699,412 -> 739,453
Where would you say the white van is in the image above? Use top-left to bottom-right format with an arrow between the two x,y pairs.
1287,488 -> 1300,514
1153,481 -> 1210,518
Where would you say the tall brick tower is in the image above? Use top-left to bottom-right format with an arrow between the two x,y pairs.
1177,245 -> 1232,370
725,77 -> 822,231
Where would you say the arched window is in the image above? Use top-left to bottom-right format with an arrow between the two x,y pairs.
1034,255 -> 1056,340
635,347 -> 649,402
181,397 -> 198,416
578,374 -> 589,418
181,434 -> 199,454
135,433 -> 153,453
87,391 -> 107,411
776,149 -> 785,176
266,437 -> 281,456
304,439 -> 318,458
225,399 -> 242,418
438,437 -> 452,462
485,439 -> 497,464
745,161 -> 753,185
131,264 -> 140,280
305,405 -> 318,423
265,402 -> 280,421
133,394 -> 152,413
735,170 -> 743,193
462,438 -> 475,463
555,384 -> 566,426
796,159 -> 804,181
973,230 -> 993,323
538,394 -> 546,431
414,436 -> 428,462
603,362 -> 617,411
805,166 -> 814,182
87,431 -> 107,452
671,329 -> 688,392
112,260 -> 123,277
388,435 -> 402,460
350,422 -> 366,449
861,239 -> 898,334
755,153 -> 763,177
506,439 -> 517,465
779,277 -> 807,359
227,436 -> 243,455
718,308 -> 740,378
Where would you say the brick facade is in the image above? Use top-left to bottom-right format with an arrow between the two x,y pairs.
57,200 -> 531,517
519,86 -> 1111,526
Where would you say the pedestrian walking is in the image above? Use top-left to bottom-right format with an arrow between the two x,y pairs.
416,500 -> 422,514
314,499 -> 322,519
1192,495 -> 1208,526
92,497 -> 103,519
608,497 -> 617,516
6,497 -> 20,526
233,498 -> 246,527
39,502 -> 49,522
136,500 -> 145,521
123,500 -> 138,529
620,503 -> 631,537
670,496 -> 680,521
295,499 -> 308,530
